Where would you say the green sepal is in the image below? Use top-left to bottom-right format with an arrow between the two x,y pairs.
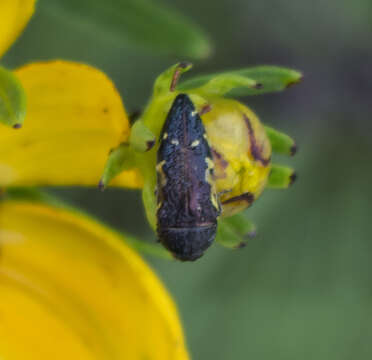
178,66 -> 302,97
188,93 -> 209,110
265,125 -> 297,156
0,66 -> 27,128
99,143 -> 137,190
183,73 -> 260,96
129,120 -> 156,152
154,62 -> 193,96
216,213 -> 256,249
267,164 -> 297,189
142,180 -> 157,231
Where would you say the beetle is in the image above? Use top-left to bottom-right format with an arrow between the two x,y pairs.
156,94 -> 221,261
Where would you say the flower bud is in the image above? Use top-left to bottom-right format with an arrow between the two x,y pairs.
202,98 -> 272,217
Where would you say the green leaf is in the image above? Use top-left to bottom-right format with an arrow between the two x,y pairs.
43,0 -> 212,59
178,66 -> 302,96
0,66 -> 27,128
216,213 -> 256,249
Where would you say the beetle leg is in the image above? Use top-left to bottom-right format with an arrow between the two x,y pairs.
198,103 -> 212,117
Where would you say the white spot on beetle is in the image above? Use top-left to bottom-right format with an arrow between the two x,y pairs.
171,139 -> 179,146
156,160 -> 167,186
156,160 -> 166,172
205,157 -> 219,211
191,140 -> 200,148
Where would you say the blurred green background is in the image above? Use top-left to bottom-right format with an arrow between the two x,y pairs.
4,0 -> 372,358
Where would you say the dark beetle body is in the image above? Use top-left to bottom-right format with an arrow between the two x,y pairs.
156,94 -> 221,261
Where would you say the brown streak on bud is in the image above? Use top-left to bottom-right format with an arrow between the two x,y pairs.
222,192 -> 254,205
211,148 -> 228,168
211,148 -> 228,179
243,114 -> 271,166
170,62 -> 192,92
199,104 -> 212,117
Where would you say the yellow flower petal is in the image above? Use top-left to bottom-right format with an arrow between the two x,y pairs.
0,0 -> 36,58
0,200 -> 189,359
0,61 -> 142,188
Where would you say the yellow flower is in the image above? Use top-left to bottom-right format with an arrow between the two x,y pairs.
0,61 -> 142,188
0,2 -> 189,358
0,0 -> 142,188
0,196 -> 188,359
0,1 -> 35,57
